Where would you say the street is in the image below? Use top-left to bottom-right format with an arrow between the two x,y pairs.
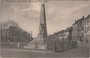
0,45 -> 89,58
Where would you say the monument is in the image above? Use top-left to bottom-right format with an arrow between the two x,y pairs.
36,0 -> 48,49
24,0 -> 48,49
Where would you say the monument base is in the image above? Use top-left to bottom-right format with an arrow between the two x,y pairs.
24,38 -> 47,50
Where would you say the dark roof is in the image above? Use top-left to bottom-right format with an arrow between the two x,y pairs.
73,16 -> 85,25
86,14 -> 90,19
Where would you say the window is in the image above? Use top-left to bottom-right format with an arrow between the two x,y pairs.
87,27 -> 89,31
85,27 -> 87,33
88,19 -> 89,23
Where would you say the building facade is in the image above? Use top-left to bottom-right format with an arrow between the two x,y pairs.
83,15 -> 90,43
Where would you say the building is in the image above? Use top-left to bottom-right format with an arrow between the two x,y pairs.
83,15 -> 90,43
71,15 -> 90,44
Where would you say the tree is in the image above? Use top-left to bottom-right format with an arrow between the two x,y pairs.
0,20 -> 33,42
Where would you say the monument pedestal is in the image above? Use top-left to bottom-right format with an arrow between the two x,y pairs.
24,38 -> 47,50
34,38 -> 47,49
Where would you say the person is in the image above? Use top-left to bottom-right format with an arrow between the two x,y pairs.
18,42 -> 20,48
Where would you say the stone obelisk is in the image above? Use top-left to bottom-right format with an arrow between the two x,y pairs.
35,0 -> 47,49
38,0 -> 47,43
24,0 -> 48,49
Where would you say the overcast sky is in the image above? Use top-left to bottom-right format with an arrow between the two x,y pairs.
0,0 -> 90,37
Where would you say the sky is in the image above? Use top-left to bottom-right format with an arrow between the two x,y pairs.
0,0 -> 90,37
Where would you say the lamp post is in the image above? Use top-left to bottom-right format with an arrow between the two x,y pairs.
0,27 -> 1,40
